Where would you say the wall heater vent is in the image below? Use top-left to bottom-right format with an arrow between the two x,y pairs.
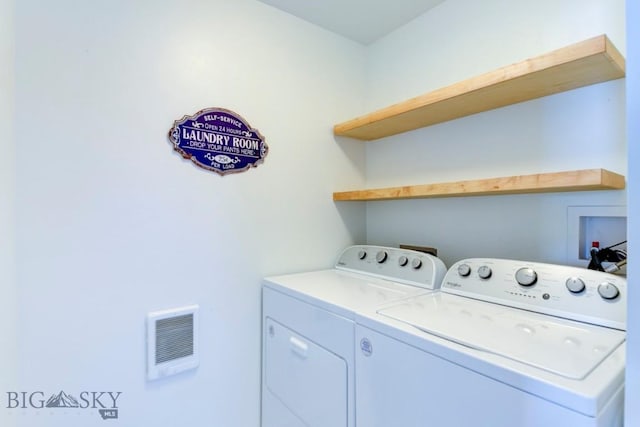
147,305 -> 199,380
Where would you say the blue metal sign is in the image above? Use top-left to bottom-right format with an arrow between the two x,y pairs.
168,108 -> 268,175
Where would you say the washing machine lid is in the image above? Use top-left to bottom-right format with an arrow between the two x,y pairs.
377,293 -> 626,380
264,269 -> 430,318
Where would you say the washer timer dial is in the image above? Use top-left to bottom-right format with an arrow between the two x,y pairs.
515,267 -> 537,287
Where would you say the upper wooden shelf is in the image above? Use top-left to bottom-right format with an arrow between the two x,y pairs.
332,169 -> 625,201
334,34 -> 625,141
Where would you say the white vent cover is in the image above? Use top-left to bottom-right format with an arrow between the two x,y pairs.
146,305 -> 199,380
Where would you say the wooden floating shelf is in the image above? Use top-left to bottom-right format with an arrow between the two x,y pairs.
333,169 -> 625,201
334,34 -> 625,141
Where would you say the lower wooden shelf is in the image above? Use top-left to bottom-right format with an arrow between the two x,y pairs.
333,169 -> 625,201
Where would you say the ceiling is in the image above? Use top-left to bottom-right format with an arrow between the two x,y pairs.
257,0 -> 445,45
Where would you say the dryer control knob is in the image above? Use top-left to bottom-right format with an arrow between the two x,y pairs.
478,265 -> 492,279
376,251 -> 388,263
515,267 -> 537,286
598,282 -> 620,300
357,250 -> 367,260
566,277 -> 586,294
398,255 -> 409,267
411,258 -> 422,269
457,264 -> 471,277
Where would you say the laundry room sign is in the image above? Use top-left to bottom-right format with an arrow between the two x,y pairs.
168,108 -> 268,176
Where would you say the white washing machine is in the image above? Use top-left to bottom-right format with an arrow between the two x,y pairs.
261,245 -> 447,427
355,258 -> 627,427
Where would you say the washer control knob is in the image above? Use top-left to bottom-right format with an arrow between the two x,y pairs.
398,255 -> 409,267
357,250 -> 367,260
411,258 -> 422,270
565,277 -> 586,294
598,282 -> 620,300
515,267 -> 537,286
376,251 -> 388,264
478,265 -> 492,279
457,264 -> 471,277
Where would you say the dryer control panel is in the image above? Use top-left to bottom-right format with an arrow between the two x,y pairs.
335,245 -> 446,290
442,258 -> 626,330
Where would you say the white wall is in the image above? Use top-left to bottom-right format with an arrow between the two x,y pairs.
11,1 -> 365,425
625,0 -> 639,424
6,0 -> 634,425
362,0 -> 627,268
0,0 -> 17,426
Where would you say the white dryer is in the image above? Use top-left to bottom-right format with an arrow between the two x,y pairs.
261,245 -> 446,427
355,258 -> 626,427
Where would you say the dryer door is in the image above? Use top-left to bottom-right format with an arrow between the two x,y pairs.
264,318 -> 348,427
